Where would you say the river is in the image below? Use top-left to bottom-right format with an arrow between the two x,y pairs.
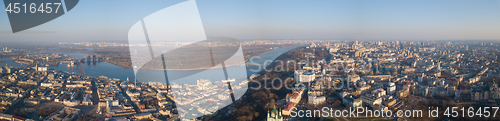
0,46 -> 302,84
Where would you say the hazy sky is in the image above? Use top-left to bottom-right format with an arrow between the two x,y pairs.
1,0 -> 500,43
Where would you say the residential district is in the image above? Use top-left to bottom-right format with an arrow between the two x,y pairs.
266,40 -> 500,121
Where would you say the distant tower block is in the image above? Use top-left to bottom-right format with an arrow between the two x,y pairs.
437,62 -> 441,72
413,59 -> 418,67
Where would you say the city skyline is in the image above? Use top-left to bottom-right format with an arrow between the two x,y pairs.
3,40 -> 500,120
2,1 -> 500,120
0,0 -> 500,43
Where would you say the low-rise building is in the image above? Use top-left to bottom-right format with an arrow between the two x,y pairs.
44,107 -> 80,121
396,89 -> 409,99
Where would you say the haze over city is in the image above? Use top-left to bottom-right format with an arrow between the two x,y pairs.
1,0 -> 500,43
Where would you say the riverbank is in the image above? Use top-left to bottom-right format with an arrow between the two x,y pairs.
2,44 -> 306,85
75,46 -> 302,71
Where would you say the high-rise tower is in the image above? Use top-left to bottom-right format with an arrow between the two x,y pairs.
437,62 -> 441,72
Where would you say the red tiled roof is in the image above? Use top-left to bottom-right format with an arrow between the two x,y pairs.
288,93 -> 299,99
446,78 -> 459,82
283,102 -> 296,111
12,116 -> 26,120
402,82 -> 414,85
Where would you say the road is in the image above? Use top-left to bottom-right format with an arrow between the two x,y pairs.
77,62 -> 86,77
90,79 -> 99,106
146,85 -> 161,112
119,83 -> 141,114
